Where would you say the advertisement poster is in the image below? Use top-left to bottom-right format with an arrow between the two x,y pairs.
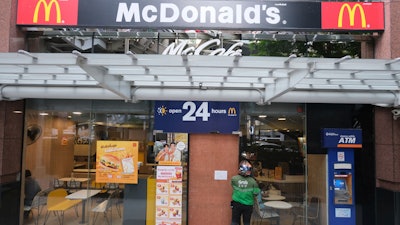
96,140 -> 139,184
156,166 -> 183,225
153,133 -> 188,166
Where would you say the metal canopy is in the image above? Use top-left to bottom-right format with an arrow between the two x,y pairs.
0,50 -> 399,106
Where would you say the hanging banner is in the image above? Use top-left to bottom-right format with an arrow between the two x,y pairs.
96,140 -> 139,184
16,0 -> 384,31
156,166 -> 183,225
154,101 -> 239,134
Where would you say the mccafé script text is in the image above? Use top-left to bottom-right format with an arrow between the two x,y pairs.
162,39 -> 243,56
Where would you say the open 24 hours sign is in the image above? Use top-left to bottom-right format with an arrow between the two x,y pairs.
154,101 -> 239,134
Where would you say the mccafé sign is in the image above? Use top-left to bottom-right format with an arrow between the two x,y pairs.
17,0 -> 384,31
162,39 -> 243,56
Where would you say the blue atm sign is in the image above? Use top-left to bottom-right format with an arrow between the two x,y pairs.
154,101 -> 239,133
322,128 -> 362,149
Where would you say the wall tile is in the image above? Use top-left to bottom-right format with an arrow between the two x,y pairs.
2,138 -> 22,175
4,101 -> 24,139
393,118 -> 400,145
375,144 -> 394,182
375,107 -> 393,145
394,145 -> 400,182
0,101 -> 5,139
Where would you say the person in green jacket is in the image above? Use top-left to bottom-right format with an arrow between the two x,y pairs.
230,160 -> 260,225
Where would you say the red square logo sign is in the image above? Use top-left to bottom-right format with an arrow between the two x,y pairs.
17,0 -> 79,25
321,2 -> 384,30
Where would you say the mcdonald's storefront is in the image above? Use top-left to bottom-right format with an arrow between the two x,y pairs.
1,1 -> 400,225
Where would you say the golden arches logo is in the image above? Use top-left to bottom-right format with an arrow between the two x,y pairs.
33,0 -> 61,23
227,107 -> 237,115
338,3 -> 366,28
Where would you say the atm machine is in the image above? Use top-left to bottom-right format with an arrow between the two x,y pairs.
322,128 -> 362,225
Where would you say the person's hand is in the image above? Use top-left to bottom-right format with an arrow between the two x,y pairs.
159,150 -> 167,157
156,150 -> 167,161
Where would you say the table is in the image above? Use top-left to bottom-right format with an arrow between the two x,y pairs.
66,189 -> 101,224
74,163 -> 87,168
264,201 -> 293,209
59,177 -> 90,182
58,177 -> 90,189
72,169 -> 97,173
255,175 -> 305,183
262,195 -> 286,201
256,175 -> 305,202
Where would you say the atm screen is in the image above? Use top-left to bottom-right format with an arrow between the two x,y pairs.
334,179 -> 346,190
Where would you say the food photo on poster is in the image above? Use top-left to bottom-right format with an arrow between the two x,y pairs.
96,140 -> 139,184
156,166 -> 184,225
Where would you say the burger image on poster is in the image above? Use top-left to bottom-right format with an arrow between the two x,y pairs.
100,154 -> 121,171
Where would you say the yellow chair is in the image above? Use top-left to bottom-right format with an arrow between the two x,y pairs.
43,188 -> 82,225
91,181 -> 106,190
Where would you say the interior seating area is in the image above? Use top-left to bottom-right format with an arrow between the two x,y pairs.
43,188 -> 81,225
23,187 -> 124,225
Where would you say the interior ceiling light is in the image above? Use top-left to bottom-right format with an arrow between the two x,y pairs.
13,110 -> 23,114
278,117 -> 286,121
259,115 -> 267,118
72,112 -> 82,115
39,112 -> 48,116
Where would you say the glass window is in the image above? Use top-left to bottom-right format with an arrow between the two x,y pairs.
23,100 -> 310,225
23,99 -> 188,225
240,103 -> 309,225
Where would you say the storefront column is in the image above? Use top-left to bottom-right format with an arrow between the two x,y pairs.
0,100 -> 25,225
375,107 -> 400,225
188,134 -> 239,225
360,41 -> 374,59
375,1 -> 400,59
0,0 -> 25,52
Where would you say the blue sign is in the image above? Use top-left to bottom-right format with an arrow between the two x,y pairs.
322,128 -> 362,149
154,101 -> 239,134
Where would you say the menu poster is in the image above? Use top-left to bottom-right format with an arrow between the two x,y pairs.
156,166 -> 183,181
96,140 -> 139,184
156,166 -> 183,225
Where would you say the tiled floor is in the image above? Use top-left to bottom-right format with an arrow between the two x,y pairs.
24,210 -> 298,225
251,208 -> 302,225
23,196 -> 303,225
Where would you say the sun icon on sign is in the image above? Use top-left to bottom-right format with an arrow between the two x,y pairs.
157,105 -> 168,116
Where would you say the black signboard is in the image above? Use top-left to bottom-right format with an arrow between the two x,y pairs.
16,0 -> 384,31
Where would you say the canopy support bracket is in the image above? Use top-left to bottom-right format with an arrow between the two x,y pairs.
73,50 -> 132,101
